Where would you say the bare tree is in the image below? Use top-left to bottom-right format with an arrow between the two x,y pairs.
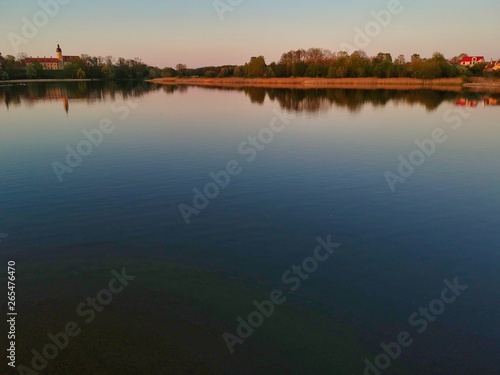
176,63 -> 187,76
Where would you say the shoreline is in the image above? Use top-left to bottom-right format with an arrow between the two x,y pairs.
149,77 -> 500,92
2,77 -> 499,92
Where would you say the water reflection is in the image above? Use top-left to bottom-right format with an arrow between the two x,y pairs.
164,85 -> 500,113
484,96 -> 500,106
1,81 -> 499,114
0,81 -> 162,113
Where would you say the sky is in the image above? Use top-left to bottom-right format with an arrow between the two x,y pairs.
0,0 -> 499,68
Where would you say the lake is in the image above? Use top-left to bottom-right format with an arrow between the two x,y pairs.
0,81 -> 499,375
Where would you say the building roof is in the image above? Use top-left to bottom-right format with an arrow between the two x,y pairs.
25,57 -> 60,63
460,56 -> 485,63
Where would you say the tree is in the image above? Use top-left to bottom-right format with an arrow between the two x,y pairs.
469,62 -> 487,77
327,57 -> 348,78
64,63 -> 78,78
394,55 -> 407,77
32,61 -> 44,78
246,56 -> 266,77
353,50 -> 368,59
176,63 -> 187,76
1,71 -> 8,80
411,54 -> 421,63
218,67 -> 229,78
451,53 -> 468,64
17,52 -> 28,60
372,53 -> 395,78
26,64 -> 37,79
305,48 -> 325,64
292,61 -> 307,77
305,63 -> 322,77
272,63 -> 287,78
101,64 -> 115,80
233,66 -> 243,77
76,68 -> 86,79
346,51 -> 370,77
264,66 -> 275,78
161,67 -> 176,77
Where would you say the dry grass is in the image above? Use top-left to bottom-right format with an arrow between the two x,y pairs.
149,77 -> 465,91
463,77 -> 500,92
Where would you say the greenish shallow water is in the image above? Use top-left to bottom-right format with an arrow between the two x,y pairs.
0,82 -> 499,374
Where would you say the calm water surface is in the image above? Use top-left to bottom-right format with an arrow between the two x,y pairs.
0,82 -> 499,374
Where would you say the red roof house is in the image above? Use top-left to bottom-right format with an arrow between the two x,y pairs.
460,56 -> 485,66
25,57 -> 60,64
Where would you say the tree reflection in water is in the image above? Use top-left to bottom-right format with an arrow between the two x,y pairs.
1,81 -> 497,114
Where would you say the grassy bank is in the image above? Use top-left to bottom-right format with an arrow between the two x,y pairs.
464,76 -> 500,90
149,77 -> 467,91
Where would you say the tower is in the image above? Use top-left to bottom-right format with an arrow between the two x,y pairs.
56,44 -> 62,61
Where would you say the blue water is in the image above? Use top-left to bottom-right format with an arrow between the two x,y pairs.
1,82 -> 499,374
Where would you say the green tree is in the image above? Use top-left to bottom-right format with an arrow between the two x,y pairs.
246,56 -> 266,77
26,64 -> 37,79
271,63 -> 287,78
218,67 -> 229,78
76,68 -> 86,79
265,66 -> 275,77
327,58 -> 348,78
161,67 -> 176,77
469,63 -> 487,77
64,63 -> 78,78
292,61 -> 307,77
233,66 -> 243,77
32,61 -> 44,78
346,52 -> 370,77
101,64 -> 115,80
394,55 -> 407,77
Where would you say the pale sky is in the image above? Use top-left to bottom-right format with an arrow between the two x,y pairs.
0,0 -> 498,67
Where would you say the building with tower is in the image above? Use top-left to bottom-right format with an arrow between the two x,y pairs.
24,44 -> 79,71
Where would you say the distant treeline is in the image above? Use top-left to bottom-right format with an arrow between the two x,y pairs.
1,49 -> 497,81
0,55 -> 163,81
178,50 -> 498,80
